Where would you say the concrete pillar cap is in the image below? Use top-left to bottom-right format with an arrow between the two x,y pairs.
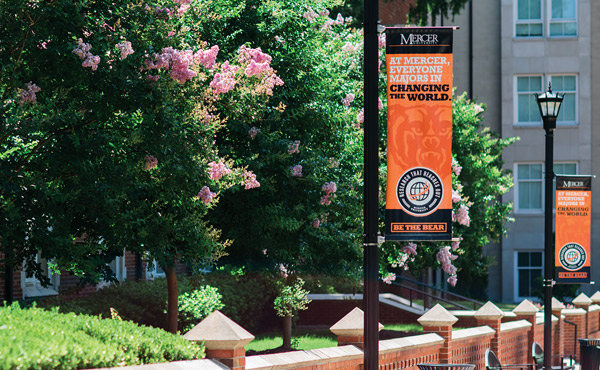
573,293 -> 592,306
418,304 -> 458,326
590,291 -> 600,304
551,297 -> 565,310
330,307 -> 383,336
474,301 -> 505,320
183,310 -> 255,349
512,299 -> 539,315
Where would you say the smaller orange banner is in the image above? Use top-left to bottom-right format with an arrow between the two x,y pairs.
555,175 -> 592,284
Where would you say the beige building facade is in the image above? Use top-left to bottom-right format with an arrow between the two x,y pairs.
446,0 -> 600,302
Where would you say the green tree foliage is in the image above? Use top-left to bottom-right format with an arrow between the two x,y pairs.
206,0 -> 365,279
407,0 -> 471,25
1,0 -> 283,332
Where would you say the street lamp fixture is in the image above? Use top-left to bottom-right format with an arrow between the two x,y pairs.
535,83 -> 564,131
535,82 -> 564,370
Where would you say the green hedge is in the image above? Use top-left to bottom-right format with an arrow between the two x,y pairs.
0,304 -> 204,370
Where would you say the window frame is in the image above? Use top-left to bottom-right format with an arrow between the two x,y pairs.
514,74 -> 578,127
514,250 -> 544,302
548,0 -> 578,37
514,162 -> 545,214
515,0 -> 544,38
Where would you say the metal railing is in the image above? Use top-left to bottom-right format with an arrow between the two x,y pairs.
383,275 -> 485,311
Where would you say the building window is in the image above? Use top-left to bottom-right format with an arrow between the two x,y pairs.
550,0 -> 577,36
516,163 -> 543,212
553,162 -> 577,209
515,75 -> 578,126
516,76 -> 543,124
550,75 -> 577,124
147,260 -> 166,279
516,251 -> 543,299
22,254 -> 59,298
516,0 -> 543,37
515,0 -> 577,38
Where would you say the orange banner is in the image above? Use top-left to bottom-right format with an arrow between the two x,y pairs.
385,28 -> 454,241
555,175 -> 592,284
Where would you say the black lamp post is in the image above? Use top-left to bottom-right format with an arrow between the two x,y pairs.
535,83 -> 564,370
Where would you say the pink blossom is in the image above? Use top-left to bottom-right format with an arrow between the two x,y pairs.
378,98 -> 383,110
288,140 -> 300,154
474,104 -> 484,114
238,45 -> 272,65
19,82 -> 41,105
208,160 -> 232,180
146,75 -> 160,82
243,170 -> 260,189
341,93 -> 355,107
144,155 -> 158,171
319,9 -> 330,17
303,7 -> 318,22
335,13 -> 344,25
115,40 -> 134,60
244,59 -> 269,76
322,181 -> 337,194
402,242 -> 418,255
320,181 -> 337,206
451,239 -> 461,251
256,73 -> 284,95
194,45 -> 219,69
210,70 -> 236,95
278,264 -> 289,278
452,157 -> 462,176
452,190 -> 462,203
249,126 -> 260,138
453,204 -> 470,226
447,275 -> 457,287
177,3 -> 190,16
198,186 -> 216,204
167,31 -> 175,37
383,272 -> 396,284
290,164 -> 303,177
436,246 -> 458,275
73,38 -> 100,70
378,33 -> 386,48
357,108 -> 364,124
312,219 -> 320,228
174,0 -> 191,4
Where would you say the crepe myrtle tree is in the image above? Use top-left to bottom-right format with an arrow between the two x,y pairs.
207,0 -> 365,279
1,0 -> 283,332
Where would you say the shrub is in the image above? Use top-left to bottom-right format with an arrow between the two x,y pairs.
0,303 -> 204,370
178,286 -> 224,332
191,270 -> 279,333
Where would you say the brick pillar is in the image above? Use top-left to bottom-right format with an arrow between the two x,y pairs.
512,299 -> 539,360
551,297 -> 565,366
475,301 -> 505,360
573,292 -> 592,338
418,304 -> 458,364
563,307 -> 586,362
183,310 -> 254,370
590,292 -> 600,334
330,307 -> 382,349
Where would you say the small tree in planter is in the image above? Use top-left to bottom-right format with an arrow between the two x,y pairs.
274,278 -> 311,350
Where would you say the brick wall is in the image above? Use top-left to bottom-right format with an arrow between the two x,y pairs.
499,321 -> 531,365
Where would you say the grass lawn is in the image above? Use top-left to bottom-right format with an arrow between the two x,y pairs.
246,324 -> 424,353
245,328 -> 337,352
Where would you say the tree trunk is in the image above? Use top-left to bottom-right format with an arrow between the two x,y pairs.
282,315 -> 292,349
165,264 -> 179,333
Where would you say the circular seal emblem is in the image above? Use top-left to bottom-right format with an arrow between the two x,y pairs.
396,167 -> 444,217
558,243 -> 586,271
